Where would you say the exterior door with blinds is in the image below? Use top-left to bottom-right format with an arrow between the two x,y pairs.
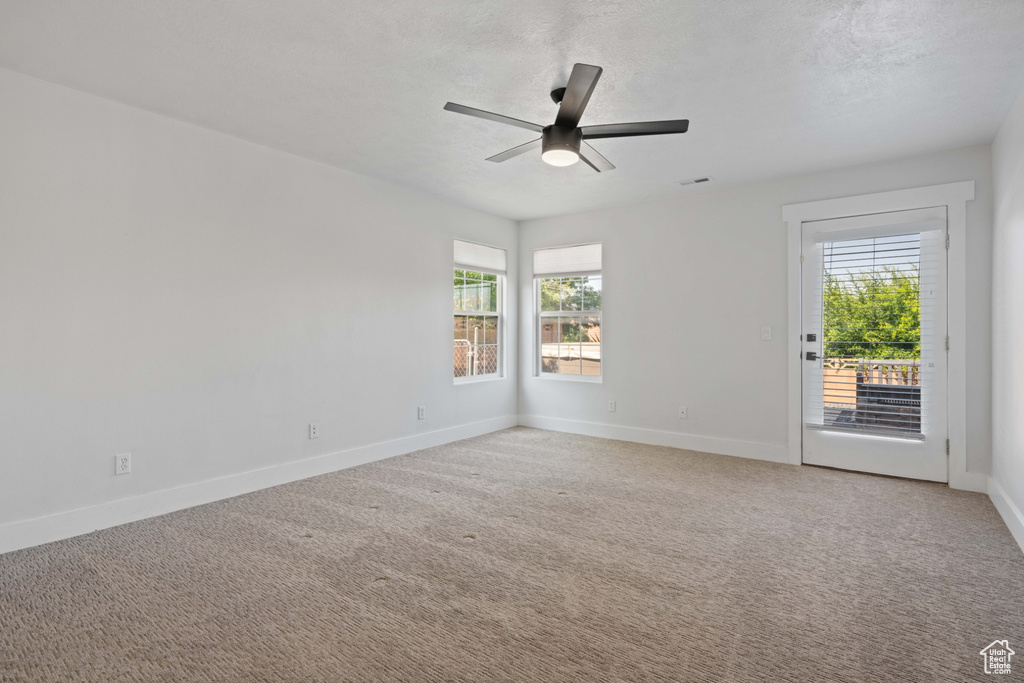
801,207 -> 948,481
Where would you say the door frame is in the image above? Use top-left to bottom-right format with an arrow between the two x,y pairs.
783,181 -> 984,492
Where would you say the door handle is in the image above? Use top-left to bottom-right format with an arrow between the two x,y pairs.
805,351 -> 818,361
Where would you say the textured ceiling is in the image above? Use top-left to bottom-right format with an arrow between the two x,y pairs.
1,0 -> 1023,220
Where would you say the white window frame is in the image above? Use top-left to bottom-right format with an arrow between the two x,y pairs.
534,272 -> 603,383
453,267 -> 505,385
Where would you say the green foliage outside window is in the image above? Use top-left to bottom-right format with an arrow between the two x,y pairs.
823,266 -> 920,360
454,270 -> 498,312
540,276 -> 602,312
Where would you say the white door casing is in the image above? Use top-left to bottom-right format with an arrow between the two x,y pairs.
783,181 -> 982,491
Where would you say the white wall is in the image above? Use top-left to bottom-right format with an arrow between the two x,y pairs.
990,86 -> 1024,550
519,145 -> 994,471
0,69 -> 517,551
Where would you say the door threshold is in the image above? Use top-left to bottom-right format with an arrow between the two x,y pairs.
801,463 -> 949,486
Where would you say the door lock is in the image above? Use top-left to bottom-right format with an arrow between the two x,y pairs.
805,351 -> 818,361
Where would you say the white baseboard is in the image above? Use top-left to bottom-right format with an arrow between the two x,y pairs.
989,476 -> 1024,556
0,415 -> 518,556
518,415 -> 791,464
5,413 -> 1001,557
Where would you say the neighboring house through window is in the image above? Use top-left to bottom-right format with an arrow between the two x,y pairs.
535,243 -> 602,378
454,240 -> 506,381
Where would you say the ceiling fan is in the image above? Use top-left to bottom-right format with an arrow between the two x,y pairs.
444,63 -> 689,172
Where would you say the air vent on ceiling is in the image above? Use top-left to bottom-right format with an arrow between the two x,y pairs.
678,176 -> 712,186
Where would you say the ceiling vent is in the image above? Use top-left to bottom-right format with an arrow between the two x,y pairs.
678,176 -> 712,186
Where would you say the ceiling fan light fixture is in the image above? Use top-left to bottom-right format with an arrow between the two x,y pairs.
541,148 -> 580,166
540,125 -> 583,167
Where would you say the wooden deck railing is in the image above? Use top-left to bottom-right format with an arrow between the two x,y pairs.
823,359 -> 922,433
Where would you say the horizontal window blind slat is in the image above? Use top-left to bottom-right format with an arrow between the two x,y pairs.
805,424 -> 926,441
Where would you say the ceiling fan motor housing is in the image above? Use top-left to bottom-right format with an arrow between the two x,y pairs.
542,125 -> 582,156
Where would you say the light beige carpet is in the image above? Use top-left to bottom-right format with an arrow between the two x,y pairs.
1,427 -> 1022,682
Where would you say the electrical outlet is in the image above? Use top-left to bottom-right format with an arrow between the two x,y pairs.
678,406 -> 688,420
761,326 -> 773,341
115,453 -> 131,475
417,406 -> 426,420
608,400 -> 616,412
309,423 -> 319,439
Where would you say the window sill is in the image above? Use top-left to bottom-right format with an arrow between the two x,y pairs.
454,375 -> 505,386
535,373 -> 602,383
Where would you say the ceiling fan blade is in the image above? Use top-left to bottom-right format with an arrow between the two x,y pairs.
444,102 -> 544,133
486,138 -> 542,163
579,142 -> 615,172
554,63 -> 602,128
580,119 -> 689,139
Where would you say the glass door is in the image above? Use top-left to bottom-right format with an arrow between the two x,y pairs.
801,207 -> 948,481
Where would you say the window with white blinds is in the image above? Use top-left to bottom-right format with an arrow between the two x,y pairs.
534,244 -> 602,379
807,230 -> 942,438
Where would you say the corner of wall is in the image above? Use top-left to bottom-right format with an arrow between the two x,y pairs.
989,82 -> 1024,556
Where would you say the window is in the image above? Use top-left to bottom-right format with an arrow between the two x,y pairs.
534,244 -> 602,378
454,269 -> 500,378
817,233 -> 927,436
454,240 -> 505,381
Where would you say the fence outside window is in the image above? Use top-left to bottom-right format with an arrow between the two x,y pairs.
454,269 -> 500,379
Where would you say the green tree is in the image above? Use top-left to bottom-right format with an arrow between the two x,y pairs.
540,276 -> 602,312
823,266 -> 919,360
